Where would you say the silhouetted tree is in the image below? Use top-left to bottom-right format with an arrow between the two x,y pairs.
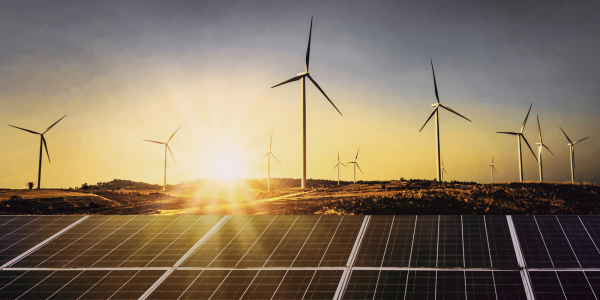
26,182 -> 34,190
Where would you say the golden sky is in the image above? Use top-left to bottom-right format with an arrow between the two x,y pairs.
1,1 -> 599,188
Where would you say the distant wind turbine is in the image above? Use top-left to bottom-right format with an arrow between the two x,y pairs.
271,16 -> 342,189
347,148 -> 363,184
497,104 -> 538,181
262,130 -> 281,191
559,127 -> 589,183
536,115 -> 554,182
9,115 -> 66,189
419,60 -> 471,181
332,151 -> 348,186
489,155 -> 498,184
440,157 -> 448,182
143,125 -> 181,191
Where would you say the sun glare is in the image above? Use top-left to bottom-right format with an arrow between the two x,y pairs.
208,146 -> 245,179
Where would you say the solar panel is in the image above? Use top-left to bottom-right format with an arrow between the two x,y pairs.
9,215 -> 223,268
342,270 -> 527,300
182,215 -> 365,268
484,216 -> 520,268
0,216 -> 83,266
529,271 -> 599,300
556,216 -> 600,268
0,269 -> 165,300
146,269 -> 343,300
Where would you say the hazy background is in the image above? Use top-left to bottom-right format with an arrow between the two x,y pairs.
1,0 -> 599,188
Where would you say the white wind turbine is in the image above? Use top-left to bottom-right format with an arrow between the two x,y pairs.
9,115 -> 66,189
497,104 -> 538,181
262,130 -> 281,191
440,157 -> 448,182
535,115 -> 554,182
271,16 -> 342,189
419,60 -> 471,181
489,155 -> 498,184
347,148 -> 363,184
559,127 -> 589,183
332,151 -> 348,186
143,125 -> 181,191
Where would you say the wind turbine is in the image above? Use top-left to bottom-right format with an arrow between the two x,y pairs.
497,104 -> 538,181
347,148 -> 363,184
332,151 -> 348,186
262,130 -> 281,191
536,115 -> 554,182
440,157 -> 448,182
9,115 -> 66,189
489,155 -> 498,184
419,60 -> 471,181
271,16 -> 342,189
143,125 -> 181,191
559,127 -> 589,183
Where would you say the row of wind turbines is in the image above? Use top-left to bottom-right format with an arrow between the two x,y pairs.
7,16 -> 591,190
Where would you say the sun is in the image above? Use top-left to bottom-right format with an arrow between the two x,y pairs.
208,145 -> 245,180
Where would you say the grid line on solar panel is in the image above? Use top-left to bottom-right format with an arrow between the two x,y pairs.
0,216 -> 85,268
534,216 -> 580,268
528,271 -> 600,300
11,215 -> 224,269
0,269 -> 165,300
512,216 -> 553,268
342,270 -> 528,300
344,215 -> 370,269
555,216 -> 600,268
234,216 -> 280,267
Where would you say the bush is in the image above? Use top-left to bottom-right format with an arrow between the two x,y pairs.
26,182 -> 34,190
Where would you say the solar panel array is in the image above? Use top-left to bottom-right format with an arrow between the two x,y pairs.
0,214 -> 599,299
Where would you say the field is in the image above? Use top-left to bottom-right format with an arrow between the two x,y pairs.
1,179 -> 600,215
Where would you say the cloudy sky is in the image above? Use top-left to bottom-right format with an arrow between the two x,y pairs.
1,0 -> 599,188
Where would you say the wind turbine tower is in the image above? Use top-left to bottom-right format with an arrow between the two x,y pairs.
559,127 -> 589,183
332,151 -> 348,186
271,16 -> 342,188
419,60 -> 471,181
262,130 -> 281,191
535,115 -> 554,182
440,158 -> 448,182
489,155 -> 498,184
9,115 -> 66,189
347,148 -> 363,184
143,125 -> 181,191
497,104 -> 538,181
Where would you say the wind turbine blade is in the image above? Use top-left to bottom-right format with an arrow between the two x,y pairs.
520,135 -> 538,163
333,163 -> 339,170
356,163 -> 364,175
271,74 -> 305,88
573,148 -> 575,170
271,152 -> 282,166
337,150 -> 340,163
492,155 -> 494,164
543,144 -> 554,156
41,136 -> 51,163
356,148 -> 360,160
439,104 -> 472,122
537,115 -> 542,143
306,16 -> 312,72
521,104 -> 532,133
443,168 -> 448,175
44,115 -> 66,134
341,162 -> 348,167
559,127 -> 573,144
431,60 -> 440,103
167,145 -> 177,167
574,137 -> 589,145
307,74 -> 343,116
143,139 -> 166,145
496,132 -> 520,136
419,107 -> 438,132
9,125 -> 40,135
270,130 -> 273,151
493,165 -> 498,174
168,125 -> 181,143
262,152 -> 270,159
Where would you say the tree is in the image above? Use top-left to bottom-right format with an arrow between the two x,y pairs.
26,182 -> 35,190
81,183 -> 89,190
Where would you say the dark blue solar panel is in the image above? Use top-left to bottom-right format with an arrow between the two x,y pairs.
556,216 -> 600,268
512,216 -> 554,268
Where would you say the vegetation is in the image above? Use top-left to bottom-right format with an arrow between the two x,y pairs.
26,182 -> 34,190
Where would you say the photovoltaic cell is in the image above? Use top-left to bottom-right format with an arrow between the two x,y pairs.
529,271 -> 599,300
147,269 -> 343,300
343,270 -> 526,300
438,215 -> 464,268
410,216 -> 438,268
512,215 -> 554,268
556,216 -> 600,268
533,216 -> 580,268
0,269 -> 164,300
182,215 -> 364,268
11,215 -> 223,268
485,216 -> 520,268
463,216 -> 492,268
0,216 -> 83,266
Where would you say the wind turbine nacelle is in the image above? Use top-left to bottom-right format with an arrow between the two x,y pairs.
297,72 -> 309,76
431,103 -> 439,107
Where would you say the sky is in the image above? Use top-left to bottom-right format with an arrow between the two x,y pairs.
1,0 -> 599,189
